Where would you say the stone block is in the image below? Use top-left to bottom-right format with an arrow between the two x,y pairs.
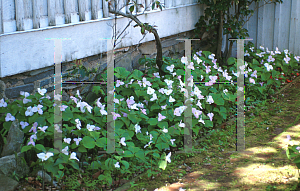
46,86 -> 54,93
0,175 -> 19,191
115,52 -> 132,72
131,51 -> 143,70
162,38 -> 180,48
40,78 -> 50,87
0,152 -> 29,178
139,41 -> 156,55
5,84 -> 34,99
1,119 -> 23,157
0,80 -> 7,100
24,69 -> 54,84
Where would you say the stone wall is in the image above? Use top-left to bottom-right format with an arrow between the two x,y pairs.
0,29 -> 213,106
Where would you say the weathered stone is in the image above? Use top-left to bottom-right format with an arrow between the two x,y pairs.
132,51 -> 143,70
46,86 -> 55,93
24,69 -> 54,84
40,78 -> 50,87
5,84 -> 34,99
139,41 -> 156,55
161,38 -> 180,48
115,52 -> 133,72
0,152 -> 29,177
62,90 -> 70,102
36,170 -> 59,188
0,174 -> 19,191
1,119 -> 23,157
29,66 -> 54,76
0,80 -> 7,100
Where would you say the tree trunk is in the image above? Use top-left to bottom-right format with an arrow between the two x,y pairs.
151,28 -> 166,77
216,10 -> 224,64
226,40 -> 234,62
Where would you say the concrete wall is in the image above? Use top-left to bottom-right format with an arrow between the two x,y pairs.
0,29 -> 210,105
0,3 -> 203,78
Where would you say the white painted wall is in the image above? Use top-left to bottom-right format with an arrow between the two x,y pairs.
0,3 -> 202,77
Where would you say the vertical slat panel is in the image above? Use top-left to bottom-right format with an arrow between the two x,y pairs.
294,0 -> 300,56
245,1 -> 258,48
165,0 -> 172,8
32,0 -> 42,29
145,0 -> 150,11
274,1 -> 290,52
174,0 -> 182,7
159,0 -> 164,8
39,0 -> 48,28
136,0 -> 142,12
55,0 -> 65,26
103,0 -> 109,17
256,1 -> 264,48
48,0 -> 56,26
289,0 -> 298,55
15,0 -> 25,31
91,0 -> 103,19
119,0 -> 127,13
64,0 -> 79,23
262,2 -> 275,51
78,0 -> 91,21
0,0 -> 3,34
23,0 -> 33,30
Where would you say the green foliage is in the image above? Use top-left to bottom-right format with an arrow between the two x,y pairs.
1,43 -> 300,189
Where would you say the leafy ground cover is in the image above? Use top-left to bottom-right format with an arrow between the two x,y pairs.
114,75 -> 300,191
14,74 -> 300,191
6,43 -> 300,190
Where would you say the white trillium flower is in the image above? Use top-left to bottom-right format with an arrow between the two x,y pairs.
0,99 -> 7,107
166,64 -> 175,72
179,120 -> 185,128
75,119 -> 81,130
275,47 -> 281,54
284,56 -> 291,64
198,117 -> 205,124
181,57 -> 188,65
208,54 -> 215,60
164,89 -> 173,95
54,124 -> 62,133
64,138 -> 71,144
249,78 -> 255,84
87,124 -> 96,131
62,146 -> 69,155
164,79 -> 174,86
169,96 -> 176,103
74,138 -> 82,146
38,126 -> 48,133
223,89 -> 228,95
25,106 -> 34,116
162,128 -> 168,133
20,121 -> 29,129
5,113 -> 15,122
238,87 -> 244,92
166,152 -> 171,163
264,63 -> 273,71
69,152 -> 79,161
116,80 -> 125,87
206,95 -> 214,104
170,139 -> 176,145
37,88 -> 47,96
135,124 -> 142,134
115,162 -> 120,168
120,137 -> 126,146
37,152 -> 53,162
54,94 -> 62,101
150,93 -> 158,101
147,87 -> 155,95
207,113 -> 214,121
